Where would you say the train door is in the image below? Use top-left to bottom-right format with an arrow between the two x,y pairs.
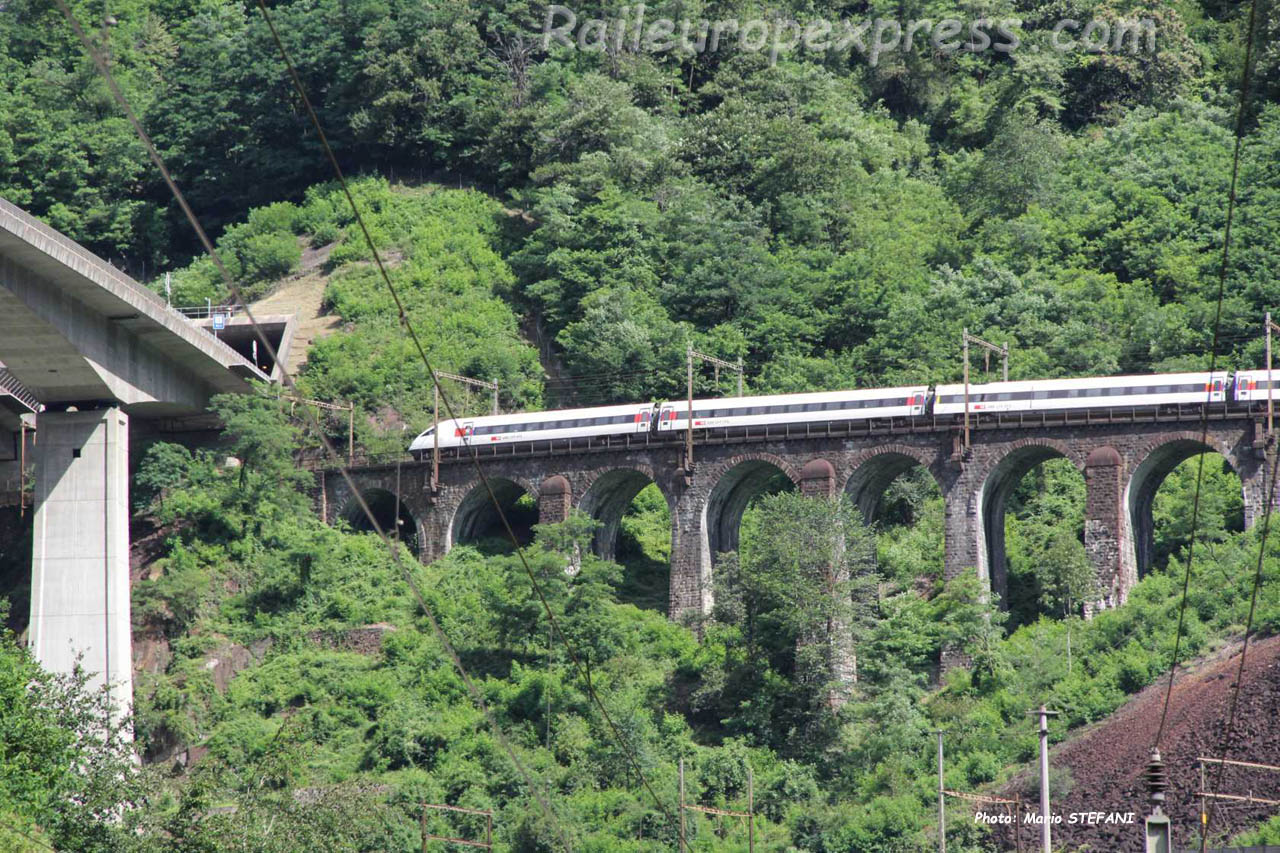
636,408 -> 652,432
658,406 -> 674,430
456,421 -> 474,444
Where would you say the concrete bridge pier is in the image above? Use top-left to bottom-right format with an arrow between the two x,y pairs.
27,408 -> 133,713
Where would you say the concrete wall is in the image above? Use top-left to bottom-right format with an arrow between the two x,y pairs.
28,409 -> 132,712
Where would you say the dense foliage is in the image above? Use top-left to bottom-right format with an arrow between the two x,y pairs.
3,395 -> 1278,849
5,0 -> 1280,845
6,0 -> 1280,409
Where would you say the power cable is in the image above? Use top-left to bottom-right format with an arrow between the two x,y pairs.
1201,447 -> 1280,851
1151,0 -> 1262,747
1194,0 -> 1270,832
248,3 -> 685,847
52,5 -> 575,850
0,813 -> 57,852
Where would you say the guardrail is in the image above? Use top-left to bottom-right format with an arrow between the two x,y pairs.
173,303 -> 238,320
297,403 -> 1264,472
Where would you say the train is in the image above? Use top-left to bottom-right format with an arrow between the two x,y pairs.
407,370 -> 1268,455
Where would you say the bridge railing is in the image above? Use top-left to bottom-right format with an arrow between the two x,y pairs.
174,303 -> 239,321
0,368 -> 40,413
299,402 -> 1264,472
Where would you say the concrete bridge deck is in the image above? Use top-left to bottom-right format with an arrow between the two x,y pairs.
0,196 -> 271,712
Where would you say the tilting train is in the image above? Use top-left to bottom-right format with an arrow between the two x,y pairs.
407,370 -> 1268,455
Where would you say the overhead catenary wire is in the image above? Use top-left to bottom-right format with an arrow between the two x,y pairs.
51,5 -> 576,850
246,3 -> 687,847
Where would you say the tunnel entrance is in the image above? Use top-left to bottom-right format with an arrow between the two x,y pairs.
342,488 -> 419,557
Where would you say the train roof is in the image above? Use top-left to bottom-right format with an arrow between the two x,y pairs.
430,401 -> 652,427
934,371 -> 1228,393
657,385 -> 929,409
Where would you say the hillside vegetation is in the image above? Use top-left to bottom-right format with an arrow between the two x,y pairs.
4,0 -> 1280,848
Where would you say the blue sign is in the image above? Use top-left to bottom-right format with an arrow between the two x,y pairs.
211,312 -> 228,330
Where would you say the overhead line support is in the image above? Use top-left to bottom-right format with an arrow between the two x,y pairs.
961,329 -> 1009,453
685,347 -> 745,472
431,370 -> 499,492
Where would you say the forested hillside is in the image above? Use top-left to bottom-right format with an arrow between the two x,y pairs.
6,0 -> 1280,402
4,0 -> 1280,848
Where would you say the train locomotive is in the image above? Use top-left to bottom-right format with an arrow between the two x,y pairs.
407,370 -> 1263,456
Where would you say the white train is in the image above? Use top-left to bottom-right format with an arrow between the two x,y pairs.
408,370 -> 1262,455
933,372 -> 1229,415
655,387 -> 929,432
1232,369 -> 1280,403
409,402 -> 653,454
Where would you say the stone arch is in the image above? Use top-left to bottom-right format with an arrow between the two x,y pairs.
339,488 -> 421,557
577,466 -> 670,560
702,453 -> 800,566
448,476 -> 539,549
975,439 -> 1085,607
1125,433 -> 1244,577
843,444 -> 945,523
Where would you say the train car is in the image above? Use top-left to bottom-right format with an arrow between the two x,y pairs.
932,372 -> 1229,415
409,402 -> 655,455
1233,369 -> 1280,403
654,387 -> 930,433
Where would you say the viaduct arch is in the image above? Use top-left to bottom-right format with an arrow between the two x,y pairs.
320,416 -> 1273,622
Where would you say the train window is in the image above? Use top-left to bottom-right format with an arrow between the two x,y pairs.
1033,391 -> 1048,399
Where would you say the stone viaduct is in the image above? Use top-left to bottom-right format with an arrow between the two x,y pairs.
319,411 -> 1275,620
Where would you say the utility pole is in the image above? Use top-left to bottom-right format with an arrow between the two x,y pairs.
963,330 -> 970,453
934,729 -> 946,853
430,370 -> 499,491
961,329 -> 1010,452
1026,705 -> 1059,853
684,347 -> 745,470
432,382 -> 440,493
279,394 -> 355,464
686,346 -> 694,474
1145,748 -> 1171,853
679,757 -> 687,853
394,424 -> 405,543
1266,312 -> 1280,439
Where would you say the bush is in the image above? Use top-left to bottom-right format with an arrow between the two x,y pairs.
233,230 -> 301,284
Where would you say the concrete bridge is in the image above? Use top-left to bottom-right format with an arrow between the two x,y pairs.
322,411 -> 1274,619
0,197 -> 274,709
